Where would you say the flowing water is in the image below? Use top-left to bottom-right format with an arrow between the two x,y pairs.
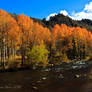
0,68 -> 92,92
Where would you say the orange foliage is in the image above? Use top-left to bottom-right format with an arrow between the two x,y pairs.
0,9 -> 21,48
31,22 -> 51,45
52,24 -> 92,53
17,14 -> 33,46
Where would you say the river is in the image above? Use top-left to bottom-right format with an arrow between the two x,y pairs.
0,67 -> 92,92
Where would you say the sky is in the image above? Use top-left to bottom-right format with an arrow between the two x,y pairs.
0,0 -> 92,20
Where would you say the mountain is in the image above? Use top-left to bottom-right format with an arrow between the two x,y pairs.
41,14 -> 92,32
10,13 -> 92,32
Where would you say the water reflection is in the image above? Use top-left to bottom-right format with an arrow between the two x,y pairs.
0,68 -> 92,92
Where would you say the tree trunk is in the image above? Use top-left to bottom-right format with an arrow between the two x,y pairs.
1,33 -> 6,69
21,45 -> 25,66
21,33 -> 26,66
7,47 -> 10,62
13,47 -> 16,62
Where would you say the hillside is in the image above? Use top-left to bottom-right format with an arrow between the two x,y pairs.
0,9 -> 92,69
9,13 -> 92,32
42,14 -> 92,32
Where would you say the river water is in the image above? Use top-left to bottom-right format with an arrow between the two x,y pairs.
0,68 -> 92,92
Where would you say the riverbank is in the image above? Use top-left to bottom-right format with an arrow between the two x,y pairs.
0,60 -> 92,74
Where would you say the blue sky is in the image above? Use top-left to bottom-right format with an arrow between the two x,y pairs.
0,0 -> 92,20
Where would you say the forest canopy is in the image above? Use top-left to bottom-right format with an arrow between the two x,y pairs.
0,9 -> 92,69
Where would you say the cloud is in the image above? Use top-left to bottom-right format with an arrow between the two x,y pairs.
46,10 -> 68,20
46,1 -> 92,21
84,2 -> 92,12
46,13 -> 57,20
71,1 -> 92,20
60,10 -> 68,16
71,11 -> 92,20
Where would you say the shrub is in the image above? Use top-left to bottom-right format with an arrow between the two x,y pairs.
27,44 -> 49,67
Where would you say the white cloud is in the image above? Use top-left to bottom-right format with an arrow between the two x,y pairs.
60,10 -> 68,16
71,1 -> 92,20
46,1 -> 92,21
46,13 -> 57,20
84,2 -> 92,12
46,10 -> 68,20
70,12 -> 92,20
71,11 -> 92,20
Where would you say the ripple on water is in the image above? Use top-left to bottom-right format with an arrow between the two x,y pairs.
0,85 -> 22,89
